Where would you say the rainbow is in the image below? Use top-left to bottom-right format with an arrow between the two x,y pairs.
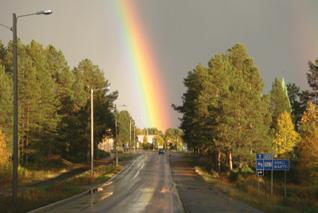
114,0 -> 171,131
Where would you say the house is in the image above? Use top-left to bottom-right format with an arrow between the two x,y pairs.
136,134 -> 156,148
98,137 -> 114,153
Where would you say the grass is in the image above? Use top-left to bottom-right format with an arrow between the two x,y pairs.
195,165 -> 318,213
0,164 -> 121,213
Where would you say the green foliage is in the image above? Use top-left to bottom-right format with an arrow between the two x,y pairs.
240,164 -> 254,174
270,78 -> 292,130
173,64 -> 215,153
142,135 -> 152,149
58,58 -> 117,162
0,39 -> 118,164
307,60 -> 318,105
165,128 -> 183,150
154,135 -> 164,148
287,83 -> 310,129
117,110 -> 134,149
0,65 -> 12,145
174,43 -> 272,170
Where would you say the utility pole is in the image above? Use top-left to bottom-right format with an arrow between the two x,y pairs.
115,105 -> 118,167
133,124 -> 136,152
12,13 -> 18,207
7,9 -> 53,208
90,89 -> 94,175
129,119 -> 131,151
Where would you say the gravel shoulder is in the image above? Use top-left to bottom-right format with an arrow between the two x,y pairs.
169,152 -> 262,213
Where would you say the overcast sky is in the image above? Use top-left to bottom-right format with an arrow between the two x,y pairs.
1,0 -> 317,129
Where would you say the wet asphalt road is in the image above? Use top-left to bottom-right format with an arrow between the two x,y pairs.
47,151 -> 184,213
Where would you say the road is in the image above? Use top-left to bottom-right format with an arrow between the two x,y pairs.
46,151 -> 184,213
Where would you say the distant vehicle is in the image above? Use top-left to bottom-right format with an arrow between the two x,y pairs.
158,149 -> 165,154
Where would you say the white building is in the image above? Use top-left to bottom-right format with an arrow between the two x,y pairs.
136,134 -> 156,148
98,137 -> 114,153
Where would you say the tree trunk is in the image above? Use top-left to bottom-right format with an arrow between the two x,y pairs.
229,151 -> 233,171
217,150 -> 221,172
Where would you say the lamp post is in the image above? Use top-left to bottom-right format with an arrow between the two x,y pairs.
0,10 -> 53,207
129,119 -> 131,151
90,86 -> 109,175
133,124 -> 136,151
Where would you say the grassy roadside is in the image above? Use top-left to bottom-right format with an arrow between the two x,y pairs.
192,160 -> 318,213
0,152 -> 140,213
0,164 -> 121,213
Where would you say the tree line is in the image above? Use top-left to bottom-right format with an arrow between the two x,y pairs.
133,127 -> 183,150
174,44 -> 317,182
0,40 -> 118,166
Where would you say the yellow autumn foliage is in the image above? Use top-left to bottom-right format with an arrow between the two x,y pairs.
300,102 -> 318,126
297,102 -> 318,182
0,128 -> 9,167
273,111 -> 300,156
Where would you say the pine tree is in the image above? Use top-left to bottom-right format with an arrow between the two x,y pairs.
117,110 -> 133,149
60,59 -> 117,162
307,60 -> 318,105
0,65 -> 12,144
173,64 -> 212,156
270,78 -> 292,130
287,83 -> 303,129
174,43 -> 272,171
214,44 -> 272,169
26,41 -> 60,155
272,111 -> 300,156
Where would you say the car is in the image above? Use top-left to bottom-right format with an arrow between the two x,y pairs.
158,149 -> 165,154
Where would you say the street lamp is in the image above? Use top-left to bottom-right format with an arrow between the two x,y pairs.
0,10 -> 53,207
90,86 -> 109,175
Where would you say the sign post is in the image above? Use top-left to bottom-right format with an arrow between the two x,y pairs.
256,154 -> 289,197
271,168 -> 273,195
284,170 -> 287,199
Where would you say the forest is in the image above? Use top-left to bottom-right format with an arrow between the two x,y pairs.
174,43 -> 318,184
0,40 -> 118,167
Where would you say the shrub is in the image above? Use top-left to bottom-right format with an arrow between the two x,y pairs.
228,169 -> 240,182
240,164 -> 254,175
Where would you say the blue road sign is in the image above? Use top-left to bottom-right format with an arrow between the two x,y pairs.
256,153 -> 264,160
263,154 -> 273,160
256,154 -> 289,175
263,159 -> 273,171
256,159 -> 264,170
273,159 -> 289,171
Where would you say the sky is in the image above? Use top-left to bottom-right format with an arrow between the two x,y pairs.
0,0 -> 317,130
